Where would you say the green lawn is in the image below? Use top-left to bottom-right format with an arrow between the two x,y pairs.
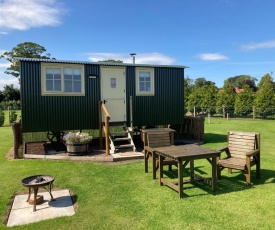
0,118 -> 275,229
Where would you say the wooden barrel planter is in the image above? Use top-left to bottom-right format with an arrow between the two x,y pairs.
66,143 -> 90,156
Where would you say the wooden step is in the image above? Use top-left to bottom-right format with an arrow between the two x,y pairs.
113,137 -> 131,142
115,144 -> 135,149
110,131 -> 128,136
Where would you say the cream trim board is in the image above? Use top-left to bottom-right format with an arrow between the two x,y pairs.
41,63 -> 85,96
135,67 -> 154,96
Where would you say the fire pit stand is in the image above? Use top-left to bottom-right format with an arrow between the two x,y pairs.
21,175 -> 55,212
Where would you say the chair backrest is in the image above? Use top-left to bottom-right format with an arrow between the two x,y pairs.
227,131 -> 260,158
147,132 -> 172,148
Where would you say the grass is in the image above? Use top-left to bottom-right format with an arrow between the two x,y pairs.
0,118 -> 275,229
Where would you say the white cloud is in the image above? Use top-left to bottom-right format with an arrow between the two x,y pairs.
198,53 -> 229,61
0,62 -> 10,68
0,77 -> 19,90
0,0 -> 64,32
86,52 -> 175,65
241,39 -> 275,50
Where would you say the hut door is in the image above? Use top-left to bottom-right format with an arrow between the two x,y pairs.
101,66 -> 126,122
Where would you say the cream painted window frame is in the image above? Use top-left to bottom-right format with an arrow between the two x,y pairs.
41,63 -> 85,96
135,67 -> 154,96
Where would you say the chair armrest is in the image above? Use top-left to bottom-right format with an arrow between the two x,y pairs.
217,146 -> 231,157
246,149 -> 260,157
217,146 -> 228,152
144,146 -> 155,153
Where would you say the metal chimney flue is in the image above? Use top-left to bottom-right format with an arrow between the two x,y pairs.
130,53 -> 136,64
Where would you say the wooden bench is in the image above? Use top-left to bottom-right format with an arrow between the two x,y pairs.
144,132 -> 177,179
217,131 -> 260,185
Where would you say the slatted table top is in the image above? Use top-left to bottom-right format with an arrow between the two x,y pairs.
154,144 -> 220,161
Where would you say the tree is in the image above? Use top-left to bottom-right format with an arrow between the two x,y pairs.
255,73 -> 275,118
1,42 -> 53,78
216,80 -> 236,114
98,59 -> 123,63
226,75 -> 258,91
2,84 -> 20,101
193,77 -> 214,89
184,76 -> 194,114
234,85 -> 255,115
187,83 -> 218,115
0,90 -> 4,103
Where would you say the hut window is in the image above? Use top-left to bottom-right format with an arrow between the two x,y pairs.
136,67 -> 154,96
41,63 -> 85,96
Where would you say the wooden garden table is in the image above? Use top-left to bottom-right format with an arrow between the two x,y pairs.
153,144 -> 220,198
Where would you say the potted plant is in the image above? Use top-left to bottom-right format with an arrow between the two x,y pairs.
63,132 -> 92,156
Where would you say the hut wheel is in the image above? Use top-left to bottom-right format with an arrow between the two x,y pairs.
47,131 -> 65,143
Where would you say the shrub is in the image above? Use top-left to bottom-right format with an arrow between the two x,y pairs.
9,110 -> 18,123
0,111 -> 4,126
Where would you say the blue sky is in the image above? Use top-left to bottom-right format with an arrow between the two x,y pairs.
1,0 -> 275,90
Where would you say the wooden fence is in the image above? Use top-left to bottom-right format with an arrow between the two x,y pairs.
170,116 -> 205,143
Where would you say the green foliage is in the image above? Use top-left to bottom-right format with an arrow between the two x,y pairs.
0,42 -> 53,78
98,59 -> 123,63
215,81 -> 236,113
0,111 -> 4,126
188,85 -> 218,114
0,84 -> 20,102
234,85 -> 255,115
0,100 -> 21,110
9,110 -> 17,123
184,77 -> 194,114
226,74 -> 258,91
186,78 -> 217,114
255,74 -> 275,117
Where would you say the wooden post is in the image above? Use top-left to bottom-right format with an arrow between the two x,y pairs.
105,115 -> 110,155
208,113 -> 211,124
193,106 -> 196,117
130,96 -> 133,129
98,101 -> 103,150
227,113 -> 229,120
11,120 -> 22,159
253,106 -> 255,120
223,106 -> 225,118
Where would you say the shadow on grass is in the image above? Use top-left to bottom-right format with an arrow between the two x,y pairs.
163,166 -> 207,180
161,167 -> 275,197
214,168 -> 275,195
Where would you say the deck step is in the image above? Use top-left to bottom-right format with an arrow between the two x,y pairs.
110,131 -> 128,135
113,137 -> 131,142
115,144 -> 135,149
107,122 -> 136,154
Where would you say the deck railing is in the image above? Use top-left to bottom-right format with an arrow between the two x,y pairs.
99,101 -> 111,155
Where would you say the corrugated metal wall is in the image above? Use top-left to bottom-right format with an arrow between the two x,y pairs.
126,67 -> 184,127
21,62 -> 101,132
21,61 -> 184,133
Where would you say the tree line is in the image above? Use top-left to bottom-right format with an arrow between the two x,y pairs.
185,73 -> 275,118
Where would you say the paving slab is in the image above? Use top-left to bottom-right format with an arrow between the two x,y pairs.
7,190 -> 75,227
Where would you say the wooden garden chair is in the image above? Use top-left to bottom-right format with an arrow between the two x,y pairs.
217,131 -> 260,185
144,131 -> 177,179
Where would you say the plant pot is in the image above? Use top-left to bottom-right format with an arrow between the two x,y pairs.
66,143 -> 89,156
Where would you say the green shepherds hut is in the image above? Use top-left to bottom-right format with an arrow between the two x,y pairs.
15,58 -> 187,153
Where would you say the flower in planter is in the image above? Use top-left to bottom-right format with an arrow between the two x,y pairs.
63,132 -> 92,144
